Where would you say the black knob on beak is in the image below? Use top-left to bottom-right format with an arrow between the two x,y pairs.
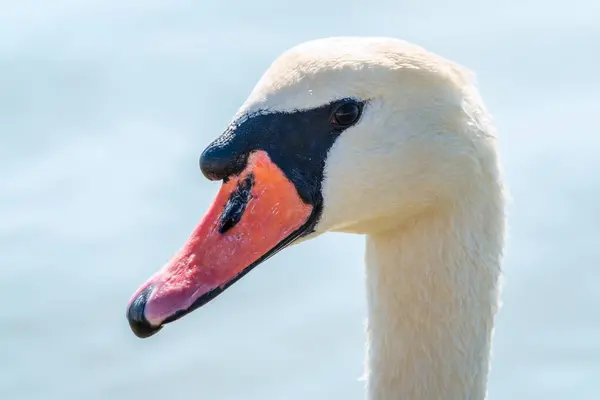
199,141 -> 248,181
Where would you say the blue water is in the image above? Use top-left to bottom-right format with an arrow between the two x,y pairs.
1,1 -> 599,399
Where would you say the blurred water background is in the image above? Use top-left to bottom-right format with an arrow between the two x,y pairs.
1,1 -> 599,399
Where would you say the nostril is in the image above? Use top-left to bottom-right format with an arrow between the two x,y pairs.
199,145 -> 248,181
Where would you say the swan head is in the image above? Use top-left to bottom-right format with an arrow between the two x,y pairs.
126,37 -> 498,338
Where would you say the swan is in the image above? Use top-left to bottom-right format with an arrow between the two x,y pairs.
126,36 -> 506,400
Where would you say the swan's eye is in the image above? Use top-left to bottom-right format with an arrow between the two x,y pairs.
331,102 -> 362,128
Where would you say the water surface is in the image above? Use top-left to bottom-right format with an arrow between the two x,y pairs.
1,1 -> 599,399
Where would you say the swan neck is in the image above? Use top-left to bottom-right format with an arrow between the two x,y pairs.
364,202 -> 503,400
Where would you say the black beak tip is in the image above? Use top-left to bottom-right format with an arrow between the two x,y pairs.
126,286 -> 162,339
128,313 -> 162,339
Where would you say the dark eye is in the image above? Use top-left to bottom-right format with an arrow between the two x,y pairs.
331,102 -> 362,128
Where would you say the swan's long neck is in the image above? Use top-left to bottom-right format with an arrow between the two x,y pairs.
364,189 -> 504,399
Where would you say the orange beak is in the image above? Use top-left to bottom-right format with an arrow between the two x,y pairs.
126,150 -> 313,337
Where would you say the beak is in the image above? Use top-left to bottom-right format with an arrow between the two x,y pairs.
126,150 -> 314,338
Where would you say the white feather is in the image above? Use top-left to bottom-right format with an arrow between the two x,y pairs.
237,36 -> 506,400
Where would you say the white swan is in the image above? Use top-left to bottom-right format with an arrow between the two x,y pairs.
127,37 -> 506,400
